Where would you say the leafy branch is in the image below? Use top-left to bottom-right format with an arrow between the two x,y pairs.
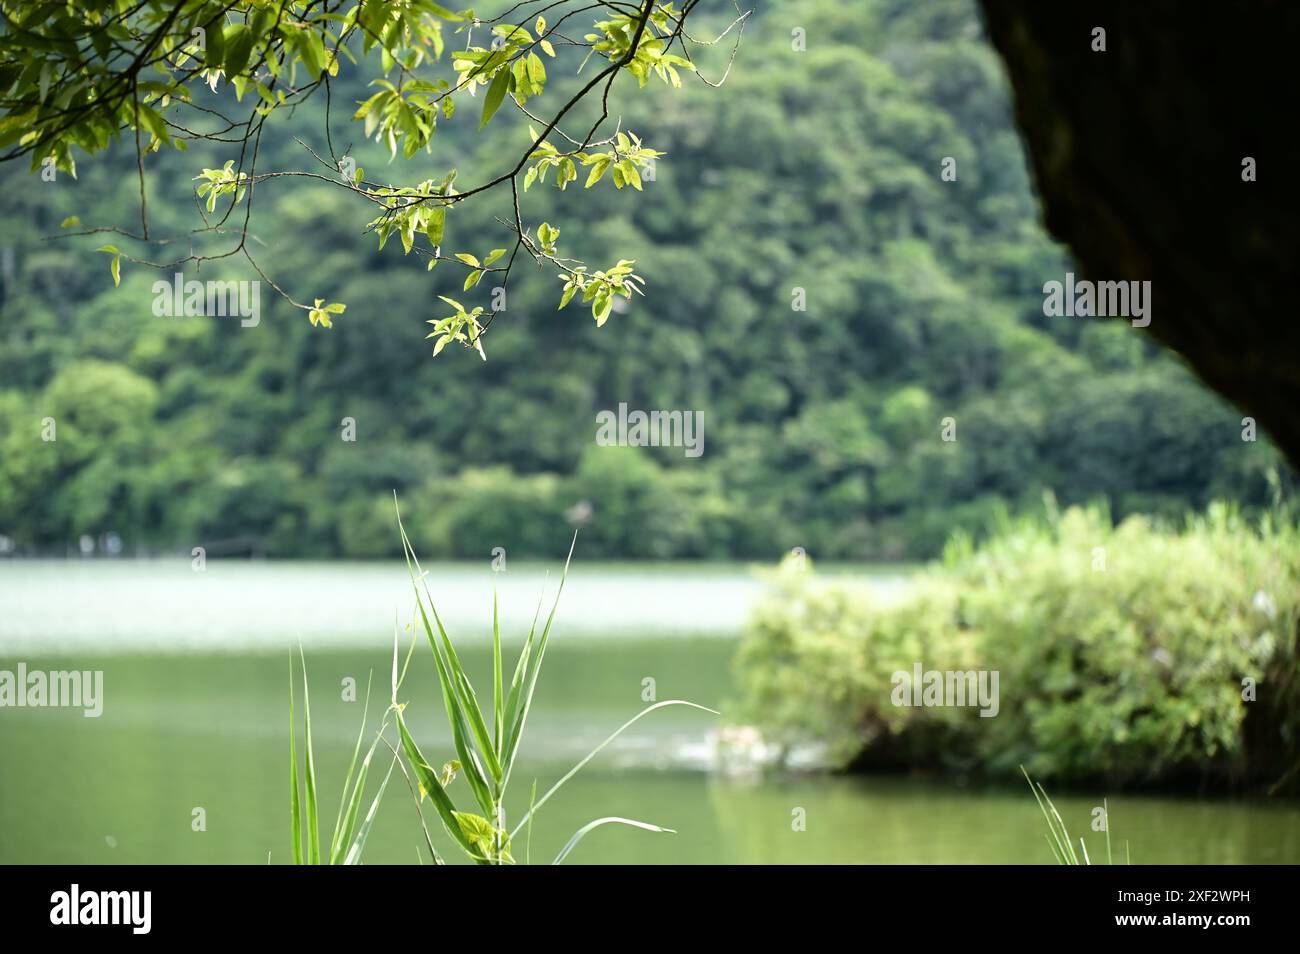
1,0 -> 747,357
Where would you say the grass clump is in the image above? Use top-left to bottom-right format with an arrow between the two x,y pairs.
288,498 -> 716,865
1022,767 -> 1129,865
288,652 -> 396,865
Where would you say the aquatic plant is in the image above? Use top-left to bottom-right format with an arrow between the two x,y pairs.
388,500 -> 715,864
1023,766 -> 1129,865
288,651 -> 395,865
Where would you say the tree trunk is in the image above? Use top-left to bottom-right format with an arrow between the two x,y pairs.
979,0 -> 1300,465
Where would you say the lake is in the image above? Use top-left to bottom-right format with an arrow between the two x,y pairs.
2,559 -> 1298,864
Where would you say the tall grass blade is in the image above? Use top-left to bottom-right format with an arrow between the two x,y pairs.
1021,765 -> 1074,865
342,754 -> 398,865
502,533 -> 577,775
510,700 -> 718,840
395,500 -> 499,809
526,779 -> 537,865
298,642 -> 320,865
393,703 -> 485,862
501,585 -> 547,783
397,513 -> 500,779
493,591 -> 503,755
1043,832 -> 1065,865
382,735 -> 444,865
332,753 -> 372,864
1040,782 -> 1079,865
1104,797 -> 1112,865
391,615 -> 418,705
552,817 -> 675,865
427,597 -> 502,782
1022,766 -> 1124,866
412,592 -> 495,814
289,653 -> 302,866
329,672 -> 373,863
331,698 -> 398,865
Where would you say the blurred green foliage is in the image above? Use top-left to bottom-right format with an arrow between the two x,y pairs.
736,502 -> 1300,787
0,0 -> 1288,558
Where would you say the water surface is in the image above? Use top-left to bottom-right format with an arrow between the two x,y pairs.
2,560 -> 1297,864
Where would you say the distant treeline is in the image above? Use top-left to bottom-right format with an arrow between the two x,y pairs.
0,0 -> 1288,560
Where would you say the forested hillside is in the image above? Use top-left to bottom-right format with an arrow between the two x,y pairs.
0,0 -> 1285,559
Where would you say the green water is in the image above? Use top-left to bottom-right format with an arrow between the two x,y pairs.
2,561 -> 1298,864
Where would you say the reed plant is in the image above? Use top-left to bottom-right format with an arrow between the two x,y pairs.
288,652 -> 396,864
288,498 -> 716,865
388,501 -> 715,864
1022,766 -> 1129,865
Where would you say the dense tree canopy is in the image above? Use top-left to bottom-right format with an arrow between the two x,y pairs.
0,0 -> 1289,559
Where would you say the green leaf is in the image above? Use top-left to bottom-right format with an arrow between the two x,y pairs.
480,67 -> 510,130
393,704 -> 484,861
396,517 -> 501,811
95,247 -> 121,286
527,52 -> 546,86
585,159 -> 609,188
296,29 -> 326,78
453,811 -> 495,846
394,520 -> 496,754
328,674 -> 386,865
341,755 -> 396,866
289,654 -> 302,865
425,207 -> 446,246
205,21 -> 225,69
553,817 -> 674,865
500,535 -> 576,779
224,25 -> 254,77
512,59 -> 531,99
425,3 -> 463,20
136,103 -> 169,143
492,591 -> 504,753
298,644 -> 320,865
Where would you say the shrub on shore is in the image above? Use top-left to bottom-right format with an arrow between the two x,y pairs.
735,502 -> 1299,789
